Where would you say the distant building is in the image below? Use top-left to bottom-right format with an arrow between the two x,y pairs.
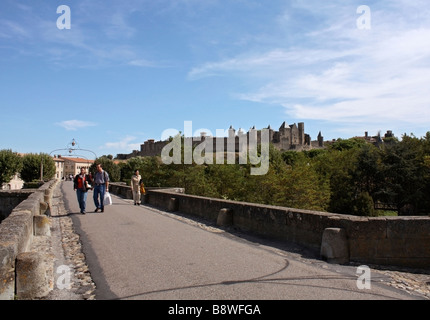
58,156 -> 94,179
354,130 -> 394,146
1,173 -> 24,190
268,122 -> 324,151
53,155 -> 65,180
117,122 -> 325,160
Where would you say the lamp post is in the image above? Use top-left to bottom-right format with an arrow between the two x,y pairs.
41,139 -> 97,182
40,156 -> 43,182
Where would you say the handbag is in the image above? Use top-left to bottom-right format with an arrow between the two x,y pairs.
85,181 -> 92,191
103,192 -> 112,206
140,183 -> 146,195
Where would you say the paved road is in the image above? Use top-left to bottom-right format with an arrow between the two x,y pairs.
61,181 -> 417,300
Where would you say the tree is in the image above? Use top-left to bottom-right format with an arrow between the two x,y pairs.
282,150 -> 302,167
354,143 -> 383,198
315,146 -> 361,215
378,134 -> 427,215
119,157 -> 146,183
20,153 -> 55,182
329,138 -> 366,151
275,156 -> 330,211
90,156 -> 120,182
141,156 -> 171,187
202,163 -> 247,200
0,149 -> 23,186
353,191 -> 375,216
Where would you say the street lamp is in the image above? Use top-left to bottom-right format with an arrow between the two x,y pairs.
41,138 -> 97,181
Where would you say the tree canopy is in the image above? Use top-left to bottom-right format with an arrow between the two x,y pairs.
0,149 -> 23,186
20,153 -> 55,182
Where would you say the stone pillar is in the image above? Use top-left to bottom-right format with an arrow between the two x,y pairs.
168,198 -> 179,212
0,268 -> 15,300
16,252 -> 50,299
44,189 -> 52,207
217,208 -> 233,227
39,202 -> 49,215
34,215 -> 51,236
320,228 -> 349,264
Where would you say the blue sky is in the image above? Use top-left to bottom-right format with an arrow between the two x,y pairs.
1,0 -> 429,159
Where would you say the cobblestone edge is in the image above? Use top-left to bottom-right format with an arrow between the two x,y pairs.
32,182 -> 96,300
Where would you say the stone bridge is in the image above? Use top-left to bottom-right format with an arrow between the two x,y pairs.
0,180 -> 429,300
109,183 -> 430,268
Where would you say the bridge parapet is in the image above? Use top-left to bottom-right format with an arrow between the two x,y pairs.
0,180 -> 57,300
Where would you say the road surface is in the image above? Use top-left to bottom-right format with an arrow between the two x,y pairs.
61,181 -> 418,301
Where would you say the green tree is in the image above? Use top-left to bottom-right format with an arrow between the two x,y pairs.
329,138 -> 366,151
281,150 -> 303,167
168,164 -> 218,197
21,153 -> 55,182
315,146 -> 360,215
119,157 -> 146,183
353,191 -> 376,216
245,145 -> 289,205
275,156 -> 330,211
354,143 -> 383,198
90,156 -> 120,182
378,134 -> 427,215
202,163 -> 247,200
0,149 -> 23,186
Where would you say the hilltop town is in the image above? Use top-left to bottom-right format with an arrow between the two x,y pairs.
117,121 -> 395,160
117,122 -> 325,160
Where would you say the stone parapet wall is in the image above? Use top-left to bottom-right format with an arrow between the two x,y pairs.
0,180 -> 57,300
110,183 -> 430,269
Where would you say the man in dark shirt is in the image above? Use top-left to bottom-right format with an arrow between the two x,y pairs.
73,167 -> 91,214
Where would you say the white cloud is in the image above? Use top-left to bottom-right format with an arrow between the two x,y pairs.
56,120 -> 97,131
103,136 -> 141,152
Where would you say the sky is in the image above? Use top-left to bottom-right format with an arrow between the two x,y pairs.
1,0 -> 429,159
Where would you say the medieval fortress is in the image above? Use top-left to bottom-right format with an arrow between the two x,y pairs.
118,122 -> 325,160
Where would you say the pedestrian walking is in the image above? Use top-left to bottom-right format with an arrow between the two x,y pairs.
131,169 -> 142,205
93,164 -> 109,213
73,167 -> 92,214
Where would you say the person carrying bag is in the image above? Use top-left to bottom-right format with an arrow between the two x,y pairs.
73,167 -> 92,214
93,163 -> 110,213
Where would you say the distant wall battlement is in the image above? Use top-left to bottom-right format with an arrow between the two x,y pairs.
117,122 -> 325,160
